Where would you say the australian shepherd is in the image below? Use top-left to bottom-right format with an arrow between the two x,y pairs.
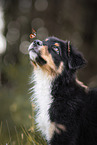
28,36 -> 97,145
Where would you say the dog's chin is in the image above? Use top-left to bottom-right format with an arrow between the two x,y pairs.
29,51 -> 47,66
29,51 -> 37,63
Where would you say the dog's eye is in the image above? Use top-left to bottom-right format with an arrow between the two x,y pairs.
52,46 -> 60,55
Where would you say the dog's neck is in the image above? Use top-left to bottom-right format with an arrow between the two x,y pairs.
51,70 -> 77,97
30,67 -> 82,140
31,67 -> 53,140
32,67 -> 76,98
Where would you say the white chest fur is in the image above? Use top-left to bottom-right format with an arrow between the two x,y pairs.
30,68 -> 53,140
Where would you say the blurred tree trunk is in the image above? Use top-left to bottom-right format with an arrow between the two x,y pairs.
82,0 -> 97,48
81,0 -> 97,82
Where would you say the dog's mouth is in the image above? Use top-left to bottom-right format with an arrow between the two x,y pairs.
28,40 -> 47,66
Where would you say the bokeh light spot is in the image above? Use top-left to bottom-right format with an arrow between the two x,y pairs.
37,27 -> 48,40
6,28 -> 20,45
10,103 -> 17,112
35,0 -> 48,11
19,41 -> 30,54
31,18 -> 45,30
8,21 -> 20,30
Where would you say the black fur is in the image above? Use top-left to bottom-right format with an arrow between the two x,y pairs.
50,77 -> 97,145
29,37 -> 97,145
43,37 -> 97,145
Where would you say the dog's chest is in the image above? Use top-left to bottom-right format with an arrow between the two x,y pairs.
31,68 -> 53,140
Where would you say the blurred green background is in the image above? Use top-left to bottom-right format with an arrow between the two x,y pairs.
0,0 -> 97,144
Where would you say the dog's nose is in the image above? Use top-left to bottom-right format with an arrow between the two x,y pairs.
28,39 -> 43,52
33,40 -> 42,47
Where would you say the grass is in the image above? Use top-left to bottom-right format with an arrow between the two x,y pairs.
0,54 -> 47,145
0,120 -> 47,145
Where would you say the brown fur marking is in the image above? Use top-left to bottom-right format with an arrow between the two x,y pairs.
57,124 -> 66,131
49,122 -> 66,140
57,62 -> 64,74
76,78 -> 88,92
39,46 -> 64,77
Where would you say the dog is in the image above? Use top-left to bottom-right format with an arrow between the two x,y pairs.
28,36 -> 97,145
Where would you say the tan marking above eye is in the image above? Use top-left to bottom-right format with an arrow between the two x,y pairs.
54,43 -> 60,47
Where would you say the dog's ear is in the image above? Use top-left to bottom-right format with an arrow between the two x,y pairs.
68,45 -> 87,70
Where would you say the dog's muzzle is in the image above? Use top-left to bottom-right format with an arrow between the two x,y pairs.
28,39 -> 43,53
28,39 -> 43,62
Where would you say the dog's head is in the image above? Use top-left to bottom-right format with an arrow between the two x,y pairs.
28,37 -> 86,77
